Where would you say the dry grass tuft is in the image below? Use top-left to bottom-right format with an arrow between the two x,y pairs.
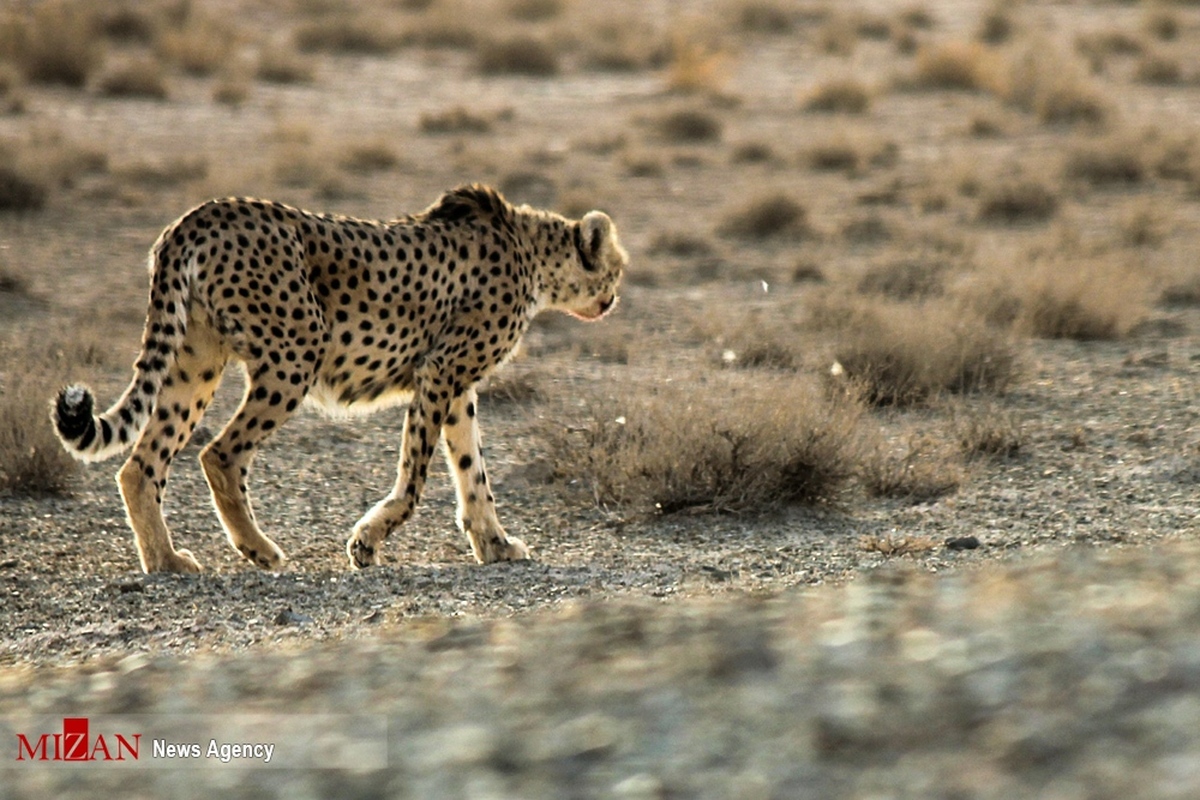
1134,52 -> 1183,85
859,433 -> 964,501
822,296 -> 1019,406
541,373 -> 863,514
856,258 -> 949,300
976,178 -> 1059,224
256,45 -> 315,84
949,400 -> 1023,459
1063,137 -> 1146,186
94,56 -> 169,99
0,342 -> 79,494
338,139 -> 400,174
504,0 -> 564,22
157,15 -> 236,77
114,155 -> 207,189
294,15 -> 406,55
717,193 -> 809,240
0,164 -> 49,212
477,35 -> 560,77
859,533 -> 939,555
0,1 -> 104,87
802,133 -> 897,175
802,77 -> 873,114
734,2 -> 795,34
665,34 -> 731,94
655,108 -> 723,143
419,106 -> 495,135
910,41 -> 1002,92
966,253 -> 1151,340
1005,44 -> 1112,127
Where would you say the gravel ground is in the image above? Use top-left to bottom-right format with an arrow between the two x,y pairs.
5,542 -> 1200,798
0,307 -> 1196,798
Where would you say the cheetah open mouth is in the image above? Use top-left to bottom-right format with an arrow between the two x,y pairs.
568,294 -> 618,322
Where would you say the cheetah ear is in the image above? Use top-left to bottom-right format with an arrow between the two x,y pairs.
579,211 -> 612,260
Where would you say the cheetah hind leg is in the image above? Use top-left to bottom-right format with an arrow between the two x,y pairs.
199,368 -> 310,570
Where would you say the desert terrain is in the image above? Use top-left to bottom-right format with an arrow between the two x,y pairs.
0,0 -> 1198,796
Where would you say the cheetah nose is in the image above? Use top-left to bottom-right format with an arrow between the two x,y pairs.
597,295 -> 615,315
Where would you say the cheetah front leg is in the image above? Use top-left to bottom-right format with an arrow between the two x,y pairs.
442,387 -> 528,564
346,369 -> 448,569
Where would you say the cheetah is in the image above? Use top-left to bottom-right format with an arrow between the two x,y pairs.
51,184 -> 626,573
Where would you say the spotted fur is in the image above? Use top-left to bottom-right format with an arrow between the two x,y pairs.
52,185 -> 626,573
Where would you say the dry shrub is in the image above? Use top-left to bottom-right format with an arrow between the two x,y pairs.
856,258 -> 948,300
1004,43 -> 1112,127
817,13 -> 858,56
94,56 -> 169,99
730,141 -> 776,164
294,15 -> 406,54
909,41 -> 1003,91
478,365 -> 544,404
734,2 -> 795,34
841,214 -> 892,245
338,140 -> 400,174
542,373 -> 863,513
477,35 -> 559,77
859,533 -> 939,555
802,133 -> 897,175
157,15 -> 236,76
977,3 -> 1015,44
717,193 -> 809,240
419,106 -> 494,134
0,65 -> 26,114
0,130 -> 107,210
0,1 -> 104,87
648,231 -> 715,259
0,165 -> 49,212
1161,273 -> 1200,307
0,343 -> 78,494
701,306 -> 805,371
1063,136 -> 1146,186
966,254 -> 1151,340
96,4 -> 160,43
802,77 -> 873,113
822,296 -> 1018,406
655,108 -> 722,143
859,433 -> 964,501
580,19 -> 666,72
1144,8 -> 1181,41
665,34 -> 730,94
213,75 -> 251,106
1120,201 -> 1169,248
1134,52 -> 1183,85
505,0 -> 563,21
976,178 -> 1058,224
948,400 -> 1023,459
256,45 -> 315,84
114,156 -> 207,189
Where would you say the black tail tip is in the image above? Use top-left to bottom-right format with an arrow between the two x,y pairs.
53,385 -> 95,441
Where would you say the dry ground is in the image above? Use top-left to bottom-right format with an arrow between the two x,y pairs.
0,0 -> 1198,795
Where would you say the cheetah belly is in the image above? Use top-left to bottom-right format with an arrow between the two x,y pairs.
307,340 -> 420,418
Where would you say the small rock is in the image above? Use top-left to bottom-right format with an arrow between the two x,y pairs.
274,608 -> 314,626
945,536 -> 981,551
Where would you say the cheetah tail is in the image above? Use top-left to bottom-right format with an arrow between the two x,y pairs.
51,240 -> 191,463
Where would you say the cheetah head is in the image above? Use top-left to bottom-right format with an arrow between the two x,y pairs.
553,211 -> 627,322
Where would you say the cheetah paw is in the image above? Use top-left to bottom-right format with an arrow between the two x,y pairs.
346,531 -> 382,570
476,535 -> 530,564
148,548 -> 203,574
237,541 -> 287,571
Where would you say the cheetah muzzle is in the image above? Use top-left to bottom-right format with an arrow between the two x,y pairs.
51,184 -> 627,574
